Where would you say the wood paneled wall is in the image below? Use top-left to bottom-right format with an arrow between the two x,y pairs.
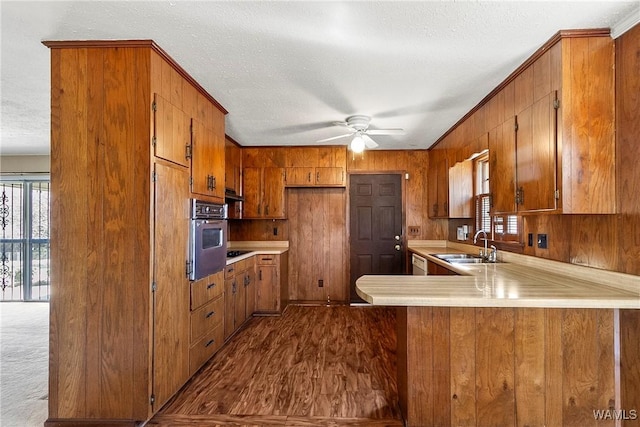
398,306 -> 637,427
287,188 -> 347,302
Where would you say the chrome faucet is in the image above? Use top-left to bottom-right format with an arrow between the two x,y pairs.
473,229 -> 488,260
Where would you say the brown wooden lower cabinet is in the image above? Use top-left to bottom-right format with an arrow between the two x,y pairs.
255,253 -> 289,314
427,260 -> 457,275
397,306 -> 640,427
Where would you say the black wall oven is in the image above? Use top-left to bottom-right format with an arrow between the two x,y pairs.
189,199 -> 227,281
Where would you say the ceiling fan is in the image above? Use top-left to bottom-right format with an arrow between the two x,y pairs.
316,115 -> 405,153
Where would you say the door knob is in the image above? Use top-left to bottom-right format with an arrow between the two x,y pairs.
395,244 -> 401,251
395,235 -> 401,241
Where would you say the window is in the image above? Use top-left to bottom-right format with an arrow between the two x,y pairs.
473,155 -> 521,245
0,178 -> 50,301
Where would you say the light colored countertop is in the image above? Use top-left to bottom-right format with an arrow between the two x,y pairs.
226,241 -> 289,265
356,240 -> 640,309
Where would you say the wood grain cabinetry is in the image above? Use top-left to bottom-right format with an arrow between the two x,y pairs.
189,271 -> 224,375
242,167 -> 286,219
284,146 -> 347,187
487,31 -> 615,214
153,94 -> 191,167
45,40 -> 227,426
224,258 -> 253,339
428,149 -> 449,218
225,136 -> 243,218
190,111 -> 225,202
426,260 -> 458,275
255,253 -> 288,314
448,159 -> 473,218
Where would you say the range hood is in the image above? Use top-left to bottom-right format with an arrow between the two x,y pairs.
225,188 -> 244,202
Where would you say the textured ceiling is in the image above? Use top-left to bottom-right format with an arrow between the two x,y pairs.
1,1 -> 639,155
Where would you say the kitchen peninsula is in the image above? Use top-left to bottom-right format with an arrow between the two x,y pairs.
356,242 -> 640,427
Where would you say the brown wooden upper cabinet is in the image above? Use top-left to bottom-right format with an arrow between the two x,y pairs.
225,137 -> 242,196
448,159 -> 474,218
243,167 -> 286,218
190,98 -> 225,202
488,31 -> 615,214
153,94 -> 191,168
284,146 -> 347,187
427,149 -> 449,218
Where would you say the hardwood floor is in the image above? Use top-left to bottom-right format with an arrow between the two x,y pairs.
148,305 -> 402,427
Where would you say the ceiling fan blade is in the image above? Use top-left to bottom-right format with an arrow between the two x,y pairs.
362,134 -> 379,149
332,121 -> 349,127
366,129 -> 405,136
316,132 -> 354,143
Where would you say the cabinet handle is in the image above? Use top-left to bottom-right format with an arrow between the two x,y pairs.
259,269 -> 262,281
232,281 -> 237,293
316,171 -> 320,183
207,282 -> 217,290
211,175 -> 216,189
205,339 -> 215,348
206,311 -> 215,318
308,172 -> 311,182
257,204 -> 261,215
261,257 -> 273,261
265,205 -> 269,216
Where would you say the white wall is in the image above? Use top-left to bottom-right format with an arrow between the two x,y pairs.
0,155 -> 50,174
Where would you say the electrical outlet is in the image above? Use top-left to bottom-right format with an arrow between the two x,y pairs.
408,226 -> 420,235
273,227 -> 278,236
528,233 -> 533,247
318,279 -> 324,288
537,234 -> 548,249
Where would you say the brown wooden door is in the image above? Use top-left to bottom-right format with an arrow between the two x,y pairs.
349,174 -> 404,302
153,162 -> 190,410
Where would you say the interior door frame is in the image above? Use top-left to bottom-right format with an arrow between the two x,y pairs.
346,171 -> 407,301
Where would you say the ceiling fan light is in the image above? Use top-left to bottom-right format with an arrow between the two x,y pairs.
350,135 -> 365,153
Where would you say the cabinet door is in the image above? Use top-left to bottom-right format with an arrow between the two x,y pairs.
262,167 -> 286,218
242,167 -> 262,218
285,167 -> 314,186
516,94 -> 557,212
316,167 -> 345,186
153,162 -> 190,409
235,268 -> 247,327
191,116 -> 225,200
245,260 -> 256,317
448,160 -> 473,218
224,277 -> 236,340
191,118 -> 213,197
489,118 -> 517,214
225,140 -> 242,193
210,109 -> 226,200
256,265 -> 279,312
153,94 -> 190,167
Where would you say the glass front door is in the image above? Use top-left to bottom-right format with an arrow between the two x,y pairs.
0,179 -> 50,301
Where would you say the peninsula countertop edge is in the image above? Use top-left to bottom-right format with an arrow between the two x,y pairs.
356,242 -> 640,309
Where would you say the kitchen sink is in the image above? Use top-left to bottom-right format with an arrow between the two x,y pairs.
430,253 -> 500,264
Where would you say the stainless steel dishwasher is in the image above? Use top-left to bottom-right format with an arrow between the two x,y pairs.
412,253 -> 428,275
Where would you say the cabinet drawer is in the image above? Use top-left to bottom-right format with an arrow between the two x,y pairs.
191,294 -> 224,343
191,270 -> 224,310
224,259 -> 242,278
189,323 -> 224,375
257,254 -> 277,265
